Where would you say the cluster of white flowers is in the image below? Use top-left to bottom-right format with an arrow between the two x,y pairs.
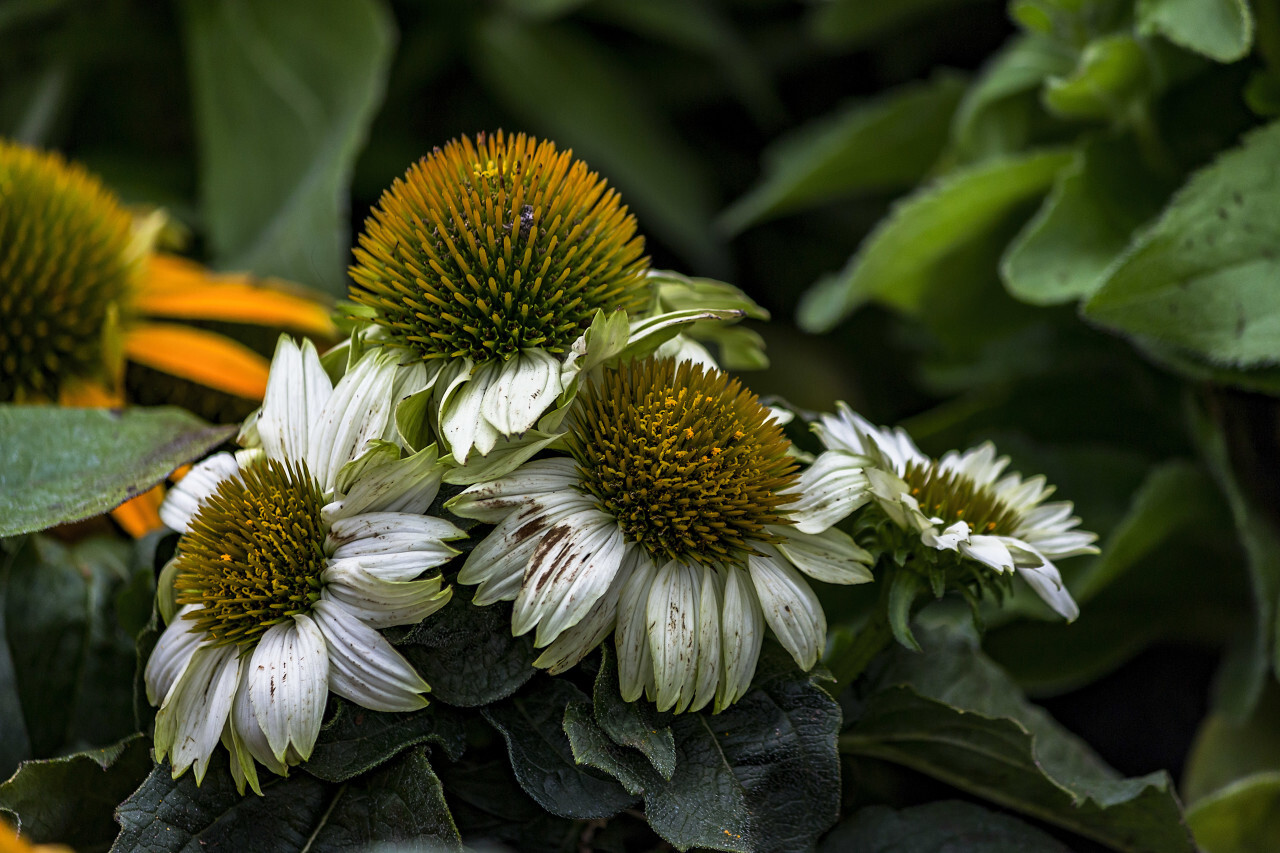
143,133 -> 1096,794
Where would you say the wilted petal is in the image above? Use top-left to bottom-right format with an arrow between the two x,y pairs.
312,598 -> 430,711
615,556 -> 659,702
748,547 -> 825,670
446,458 -> 581,523
155,644 -> 239,783
481,349 -> 563,436
787,451 -> 871,534
145,605 -> 205,706
719,565 -> 764,711
647,559 -> 701,713
774,526 -> 874,585
248,616 -> 330,763
691,565 -> 723,714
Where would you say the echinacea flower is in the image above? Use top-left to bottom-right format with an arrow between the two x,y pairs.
347,131 -> 754,470
448,357 -> 872,714
796,403 -> 1098,620
0,139 -> 335,535
145,338 -> 463,794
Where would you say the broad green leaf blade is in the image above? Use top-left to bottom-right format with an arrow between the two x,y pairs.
306,699 -> 466,783
471,16 -> 725,273
819,801 -> 1073,852
842,625 -> 1195,853
1183,683 -> 1280,804
481,677 -> 637,820
1137,0 -> 1253,63
181,0 -> 394,296
0,405 -> 234,537
1186,772 -> 1280,853
798,150 -> 1070,332
0,735 -> 151,849
1002,136 -> 1174,305
592,646 -> 676,780
720,74 -> 966,234
1085,120 -> 1280,368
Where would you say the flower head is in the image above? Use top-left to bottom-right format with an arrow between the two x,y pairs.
146,338 -> 463,794
449,358 -> 872,714
796,403 -> 1098,620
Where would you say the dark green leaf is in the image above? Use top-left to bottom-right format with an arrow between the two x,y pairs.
798,150 -> 1070,332
0,735 -> 151,850
1137,0 -> 1253,63
1183,682 -> 1280,804
720,74 -> 966,234
808,0 -> 988,47
181,0 -> 394,295
842,625 -> 1195,853
481,676 -> 637,820
1085,120 -> 1280,368
563,697 -> 654,796
0,406 -> 233,537
434,755 -> 581,852
1186,772 -> 1280,853
1003,135 -> 1174,305
399,588 -> 537,707
307,699 -> 466,783
471,16 -> 725,273
592,646 -> 675,780
819,800 -> 1073,852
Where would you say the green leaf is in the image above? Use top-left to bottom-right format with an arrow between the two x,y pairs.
1002,135 -> 1175,305
306,699 -> 466,783
1183,682 -> 1280,804
808,0 -> 988,47
398,587 -> 537,707
842,624 -> 1195,853
3,535 -> 153,769
481,676 -> 637,820
0,735 -> 151,849
112,749 -> 462,852
1085,120 -> 1280,368
181,0 -> 394,295
592,646 -> 676,780
1186,772 -> 1280,853
819,800 -> 1074,852
797,150 -> 1070,333
1137,0 -> 1253,63
720,74 -> 966,234
1042,34 -> 1151,122
0,406 -> 234,537
471,16 -> 725,273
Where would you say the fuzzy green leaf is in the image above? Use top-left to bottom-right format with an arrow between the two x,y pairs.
819,800 -> 1074,852
181,0 -> 394,295
1137,0 -> 1253,63
0,406 -> 233,537
306,699 -> 467,783
592,646 -> 676,780
1186,772 -> 1280,853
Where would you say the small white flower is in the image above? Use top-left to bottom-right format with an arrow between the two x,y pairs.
795,402 -> 1098,620
146,337 -> 464,794
448,358 -> 872,714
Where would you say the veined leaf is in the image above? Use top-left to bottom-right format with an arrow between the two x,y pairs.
1137,0 -> 1253,63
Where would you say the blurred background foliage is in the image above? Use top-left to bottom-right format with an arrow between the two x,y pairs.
6,0 -> 1280,848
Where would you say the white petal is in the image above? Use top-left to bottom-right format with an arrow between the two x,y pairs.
446,458 -> 581,523
248,616 -> 330,763
748,547 -> 825,670
1014,550 -> 1080,621
787,451 -> 872,534
326,550 -> 457,583
512,510 -> 626,644
691,565 -> 723,714
322,560 -> 451,628
614,555 -> 659,702
159,453 -> 239,532
921,520 -> 969,551
144,606 -> 204,706
312,598 -> 430,711
155,644 -> 238,783
960,535 -> 1015,574
647,559 -> 701,713
327,512 -> 463,560
230,655 -> 286,779
774,526 -> 874,585
654,335 -> 717,368
440,360 -> 500,464
258,337 -> 332,465
326,444 -> 444,522
481,349 -> 563,436
308,351 -> 398,489
718,565 -> 764,711
533,550 -> 636,675
457,492 -> 590,603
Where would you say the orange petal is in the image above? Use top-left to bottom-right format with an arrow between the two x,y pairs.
57,379 -> 124,408
124,323 -> 269,399
112,484 -> 166,538
136,254 -> 336,337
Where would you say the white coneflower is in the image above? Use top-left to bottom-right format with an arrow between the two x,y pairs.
795,403 -> 1098,620
448,357 -> 872,714
145,337 -> 464,794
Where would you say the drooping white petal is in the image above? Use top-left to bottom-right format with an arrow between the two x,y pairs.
959,535 -> 1015,574
773,526 -> 874,585
615,556 -> 659,702
154,644 -> 239,783
440,360 -> 501,464
512,510 -> 626,644
647,560 -> 701,714
257,337 -> 332,465
446,458 -> 581,523
326,549 -> 459,583
159,453 -> 239,533
748,547 -> 825,670
787,451 -> 872,534
718,565 -> 764,711
308,351 -> 398,490
921,520 -> 969,552
144,606 -> 204,706
481,349 -> 563,436
248,616 -> 330,763
322,560 -> 451,628
533,549 -> 637,675
691,565 -> 723,714
326,512 -> 464,562
230,655 -> 286,780
312,598 -> 430,712
1013,550 -> 1080,622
